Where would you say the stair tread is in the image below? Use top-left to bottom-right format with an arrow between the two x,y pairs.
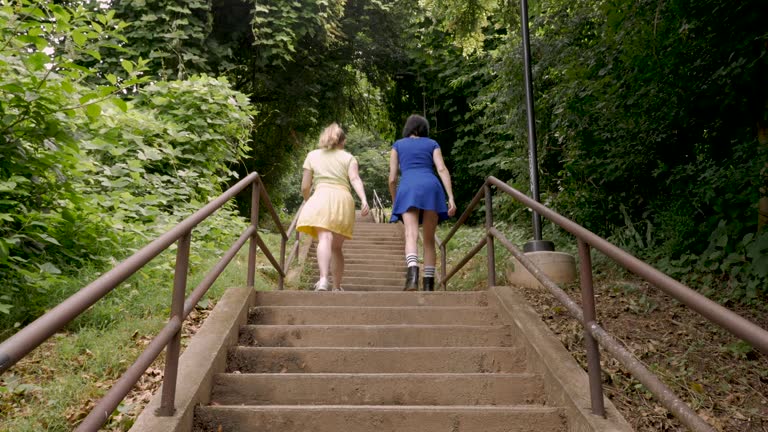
233,346 -> 518,351
250,305 -> 494,310
198,404 -> 560,411
211,372 -> 545,405
241,324 -> 508,328
194,405 -> 567,432
216,372 -> 535,377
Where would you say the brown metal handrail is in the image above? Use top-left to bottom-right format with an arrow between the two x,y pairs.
372,189 -> 387,223
438,176 -> 768,432
0,172 -> 301,431
283,201 -> 305,271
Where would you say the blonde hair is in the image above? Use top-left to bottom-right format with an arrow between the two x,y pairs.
318,123 -> 345,150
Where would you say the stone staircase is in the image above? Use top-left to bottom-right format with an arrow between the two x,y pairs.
191,219 -> 570,432
302,222 -> 407,291
193,290 -> 566,431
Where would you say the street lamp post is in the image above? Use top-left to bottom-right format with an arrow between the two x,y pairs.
520,0 -> 554,252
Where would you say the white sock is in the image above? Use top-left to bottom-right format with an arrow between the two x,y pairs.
424,266 -> 435,278
406,254 -> 418,267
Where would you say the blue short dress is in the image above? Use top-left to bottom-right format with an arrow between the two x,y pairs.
389,137 -> 449,223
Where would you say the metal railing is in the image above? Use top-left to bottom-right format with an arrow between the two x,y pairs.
437,176 -> 768,432
371,189 -> 387,223
0,172 -> 301,431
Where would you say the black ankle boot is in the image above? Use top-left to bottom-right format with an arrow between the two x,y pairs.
404,266 -> 419,291
423,277 -> 435,291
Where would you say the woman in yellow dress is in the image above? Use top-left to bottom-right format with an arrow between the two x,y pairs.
296,123 -> 369,291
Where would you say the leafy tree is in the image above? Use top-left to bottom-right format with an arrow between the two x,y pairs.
0,1 -> 253,330
107,0 -> 222,80
0,1 -> 147,321
104,0 -> 414,208
405,0 -> 768,301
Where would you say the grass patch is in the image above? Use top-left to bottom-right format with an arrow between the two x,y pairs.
436,220 -> 576,291
0,232 -> 283,432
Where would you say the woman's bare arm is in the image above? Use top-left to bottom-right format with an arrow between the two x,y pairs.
300,169 -> 312,201
433,148 -> 456,216
348,159 -> 369,216
388,149 -> 399,202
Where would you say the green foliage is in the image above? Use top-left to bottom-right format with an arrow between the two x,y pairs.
249,0 -> 345,67
229,0 -> 411,198
345,127 -> 392,206
102,0 -> 415,209
661,224 -> 768,304
107,0 -> 220,80
394,0 -> 768,302
0,0 -> 148,326
0,1 -> 254,330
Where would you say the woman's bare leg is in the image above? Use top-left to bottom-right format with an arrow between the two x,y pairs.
401,209 -> 420,258
315,228 -> 333,287
421,210 -> 439,266
401,209 -> 421,290
331,233 -> 345,290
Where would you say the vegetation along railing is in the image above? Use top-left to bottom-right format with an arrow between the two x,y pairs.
438,176 -> 768,432
0,172 -> 300,431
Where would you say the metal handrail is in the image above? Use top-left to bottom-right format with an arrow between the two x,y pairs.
283,202 -> 305,271
438,176 -> 768,432
372,189 -> 387,223
0,172 -> 300,431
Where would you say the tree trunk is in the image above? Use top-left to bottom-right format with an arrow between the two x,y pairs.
759,121 -> 768,230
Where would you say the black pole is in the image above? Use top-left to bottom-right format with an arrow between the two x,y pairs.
520,0 -> 554,252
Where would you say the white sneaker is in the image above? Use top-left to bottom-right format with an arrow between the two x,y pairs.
313,280 -> 329,291
332,286 -> 344,292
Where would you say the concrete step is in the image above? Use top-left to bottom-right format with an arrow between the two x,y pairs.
306,269 -> 406,279
300,276 -> 404,287
210,373 -> 544,405
304,263 -> 406,272
306,263 -> 408,272
310,243 -> 403,251
351,224 -> 402,231
227,347 -> 526,373
348,234 -> 403,240
310,248 -> 402,255
321,239 -> 401,245
248,306 -> 499,325
239,324 -> 514,347
310,240 -> 405,249
298,284 -> 412,291
194,405 -> 566,432
302,276 -> 405,286
345,239 -> 403,245
304,262 -> 405,272
306,252 -> 405,263
346,237 -> 401,243
349,230 -> 402,237
253,291 -> 489,307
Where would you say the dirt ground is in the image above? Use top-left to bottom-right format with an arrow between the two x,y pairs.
516,275 -> 768,431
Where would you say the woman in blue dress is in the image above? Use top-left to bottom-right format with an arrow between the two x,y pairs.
388,115 -> 456,291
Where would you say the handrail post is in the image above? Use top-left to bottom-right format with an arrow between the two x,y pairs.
484,184 -> 496,287
439,243 -> 447,290
278,234 -> 286,290
578,239 -> 606,417
247,180 -> 261,288
157,231 -> 191,416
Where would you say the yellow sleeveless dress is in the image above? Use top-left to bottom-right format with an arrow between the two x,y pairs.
296,149 -> 357,239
